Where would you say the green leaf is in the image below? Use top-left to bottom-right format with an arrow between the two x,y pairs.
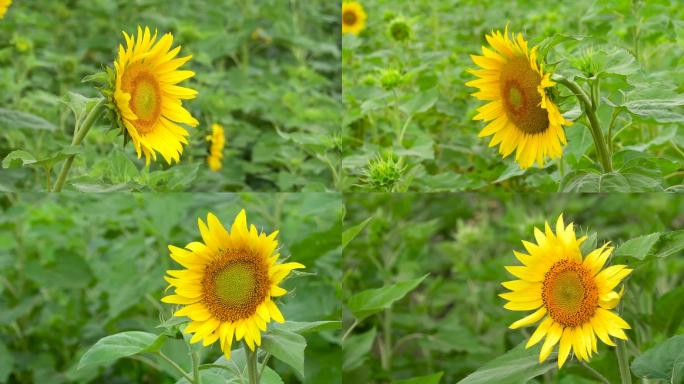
342,327 -> 376,371
0,340 -> 14,383
399,88 -> 439,115
347,274 -> 428,321
61,92 -> 102,125
457,342 -> 556,384
653,286 -> 684,336
272,320 -> 341,334
25,252 -> 93,289
2,150 -> 37,168
342,217 -> 372,250
78,331 -> 166,369
261,328 -> 306,378
395,372 -> 444,384
615,230 -> 684,260
538,33 -> 585,58
0,108 -> 57,131
599,47 -> 639,76
631,334 -> 684,382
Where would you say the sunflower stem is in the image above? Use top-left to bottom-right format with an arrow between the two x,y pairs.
157,351 -> 194,383
191,349 -> 201,384
616,339 -> 632,384
53,98 -> 106,192
244,343 -> 259,384
556,77 -> 613,173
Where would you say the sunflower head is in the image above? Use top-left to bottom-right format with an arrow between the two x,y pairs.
102,26 -> 199,165
0,0 -> 11,19
342,1 -> 367,36
162,210 -> 305,358
362,151 -> 405,192
206,123 -> 225,172
387,16 -> 412,42
501,214 -> 632,368
467,26 -> 571,169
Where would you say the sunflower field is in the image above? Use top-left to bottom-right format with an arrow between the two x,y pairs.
342,0 -> 684,192
343,193 -> 684,383
0,0 -> 340,192
2,0 -> 684,384
0,192 -> 342,383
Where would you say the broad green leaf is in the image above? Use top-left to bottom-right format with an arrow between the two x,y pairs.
25,252 -> 93,289
342,217 -> 372,249
631,334 -> 684,382
599,47 -> 639,76
0,340 -> 14,383
615,230 -> 684,260
2,150 -> 37,168
78,331 -> 166,369
457,342 -> 556,384
395,372 -> 444,384
342,327 -> 376,371
261,328 -> 306,378
617,87 -> 684,123
653,286 -> 684,336
400,88 -> 439,115
0,108 -> 57,131
347,274 -> 428,321
538,33 -> 585,58
61,92 -> 102,125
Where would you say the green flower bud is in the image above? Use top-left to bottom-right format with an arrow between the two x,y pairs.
362,152 -> 405,192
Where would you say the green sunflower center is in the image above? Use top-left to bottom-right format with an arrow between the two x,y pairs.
499,56 -> 550,135
201,249 -> 270,322
343,10 -> 357,26
542,260 -> 598,327
120,64 -> 162,134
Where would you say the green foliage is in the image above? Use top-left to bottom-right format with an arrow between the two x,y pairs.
342,0 -> 684,192
631,334 -> 684,382
343,193 -> 684,383
0,193 -> 342,383
0,0 -> 340,192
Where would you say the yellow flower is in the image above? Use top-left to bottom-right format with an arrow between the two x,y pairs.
0,0 -> 12,19
113,26 -> 199,165
206,123 -> 225,172
467,27 -> 571,169
342,1 -> 367,36
501,214 -> 632,368
162,210 -> 305,358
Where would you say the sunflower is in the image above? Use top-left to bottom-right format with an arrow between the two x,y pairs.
501,214 -> 632,368
206,123 -> 225,172
113,26 -> 199,165
342,1 -> 367,36
162,210 -> 304,358
0,0 -> 11,19
467,27 -> 571,169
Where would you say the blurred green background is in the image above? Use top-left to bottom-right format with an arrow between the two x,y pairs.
0,0 -> 340,192
343,193 -> 684,383
342,0 -> 684,192
0,192 -> 342,383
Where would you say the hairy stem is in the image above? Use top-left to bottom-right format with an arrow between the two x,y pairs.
557,77 -> 613,172
191,349 -> 201,384
157,351 -> 194,383
244,343 -> 259,384
53,98 -> 106,192
616,340 -> 632,384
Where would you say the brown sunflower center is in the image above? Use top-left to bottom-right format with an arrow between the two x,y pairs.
201,249 -> 270,322
343,10 -> 357,26
120,63 -> 162,134
499,56 -> 549,134
542,260 -> 598,327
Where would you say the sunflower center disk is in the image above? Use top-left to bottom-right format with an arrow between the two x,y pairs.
121,64 -> 162,134
343,10 -> 357,26
499,56 -> 550,134
201,250 -> 270,322
542,260 -> 598,327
